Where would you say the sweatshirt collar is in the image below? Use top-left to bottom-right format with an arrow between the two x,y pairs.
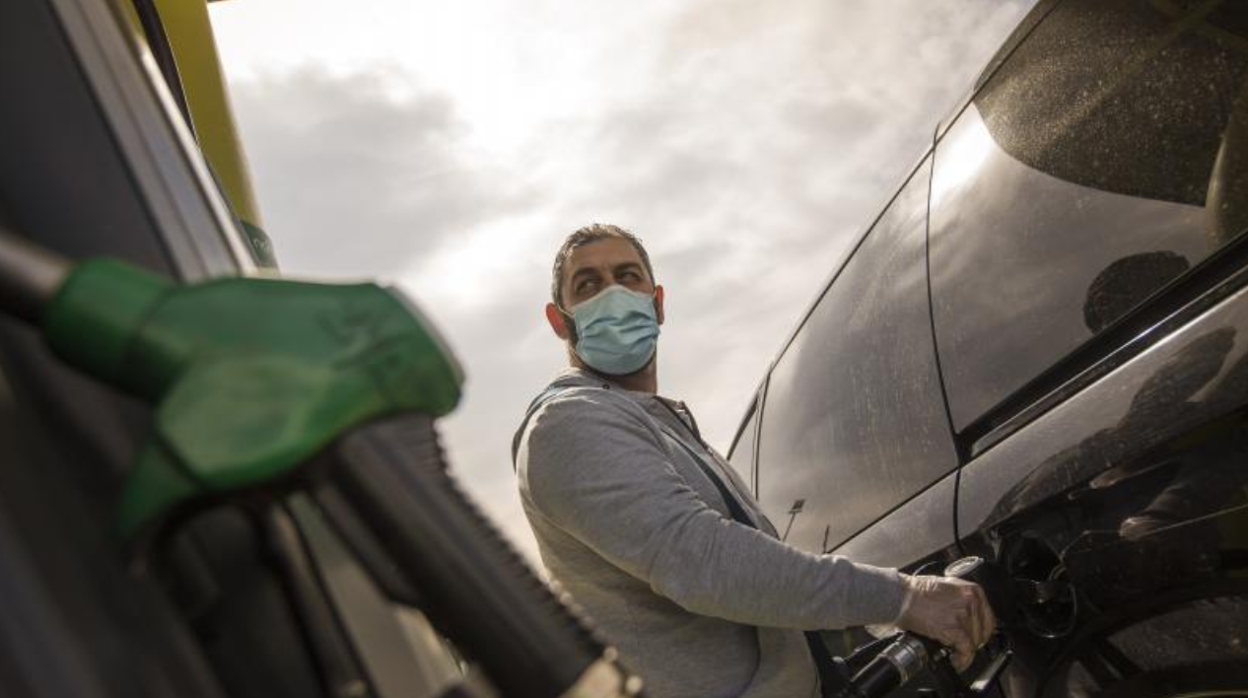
551,368 -> 700,439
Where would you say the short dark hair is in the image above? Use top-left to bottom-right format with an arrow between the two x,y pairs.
551,223 -> 656,308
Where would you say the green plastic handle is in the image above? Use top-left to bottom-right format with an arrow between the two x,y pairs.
41,258 -> 463,542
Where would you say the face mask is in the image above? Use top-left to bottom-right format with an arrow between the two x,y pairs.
565,285 -> 660,376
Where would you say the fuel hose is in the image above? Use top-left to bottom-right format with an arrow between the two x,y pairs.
324,412 -> 639,698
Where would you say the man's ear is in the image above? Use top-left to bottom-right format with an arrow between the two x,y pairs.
545,302 -> 571,340
654,285 -> 665,325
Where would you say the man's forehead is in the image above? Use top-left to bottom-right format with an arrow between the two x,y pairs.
566,238 -> 646,273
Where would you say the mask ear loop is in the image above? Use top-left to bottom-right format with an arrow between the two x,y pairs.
556,304 -> 579,345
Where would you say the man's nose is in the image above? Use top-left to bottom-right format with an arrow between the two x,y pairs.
595,273 -> 624,293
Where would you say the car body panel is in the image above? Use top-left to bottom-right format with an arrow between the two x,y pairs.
831,469 -> 957,571
958,280 -> 1248,537
956,270 -> 1248,696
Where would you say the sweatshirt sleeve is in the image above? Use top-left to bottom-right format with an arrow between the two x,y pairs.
519,392 -> 907,630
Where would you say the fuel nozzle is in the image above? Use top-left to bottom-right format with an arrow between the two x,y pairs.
833,557 -> 1013,698
944,556 -> 1015,633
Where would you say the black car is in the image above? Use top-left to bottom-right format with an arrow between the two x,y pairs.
728,1 -> 1248,696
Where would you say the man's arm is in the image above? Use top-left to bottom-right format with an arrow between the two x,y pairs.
519,392 -> 907,630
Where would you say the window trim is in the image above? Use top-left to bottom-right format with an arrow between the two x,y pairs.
129,0 -> 193,132
726,379 -> 766,496
752,376 -> 769,496
725,395 -> 757,463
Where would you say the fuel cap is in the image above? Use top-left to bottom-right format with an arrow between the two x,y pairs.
943,556 -> 985,579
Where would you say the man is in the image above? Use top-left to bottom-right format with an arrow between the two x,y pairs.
513,224 -> 994,698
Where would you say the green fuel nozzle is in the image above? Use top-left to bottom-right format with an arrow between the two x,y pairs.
41,256 -> 463,542
0,228 -> 642,698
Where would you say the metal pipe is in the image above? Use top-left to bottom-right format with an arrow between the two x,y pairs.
0,227 -> 72,324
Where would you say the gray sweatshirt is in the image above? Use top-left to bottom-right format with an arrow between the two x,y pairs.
514,368 -> 907,698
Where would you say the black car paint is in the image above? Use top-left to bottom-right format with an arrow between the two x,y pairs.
730,1 -> 1248,695
955,284 -> 1248,697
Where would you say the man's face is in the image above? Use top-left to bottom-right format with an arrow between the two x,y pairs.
562,237 -> 655,308
545,237 -> 665,342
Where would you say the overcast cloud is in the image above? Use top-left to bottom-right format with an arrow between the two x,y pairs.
212,0 -> 1037,563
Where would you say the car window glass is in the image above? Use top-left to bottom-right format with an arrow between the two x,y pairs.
756,158 -> 959,553
929,0 -> 1248,430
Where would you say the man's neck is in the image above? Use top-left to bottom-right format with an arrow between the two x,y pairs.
610,368 -> 657,394
571,356 -> 658,394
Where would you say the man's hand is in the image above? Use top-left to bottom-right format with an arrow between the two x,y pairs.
896,574 -> 996,671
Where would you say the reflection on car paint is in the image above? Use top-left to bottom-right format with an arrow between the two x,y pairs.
958,281 -> 1248,696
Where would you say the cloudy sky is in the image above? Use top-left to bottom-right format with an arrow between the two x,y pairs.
208,0 -> 1036,563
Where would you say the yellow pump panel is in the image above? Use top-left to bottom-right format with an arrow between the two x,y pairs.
111,0 -> 273,266
150,0 -> 263,230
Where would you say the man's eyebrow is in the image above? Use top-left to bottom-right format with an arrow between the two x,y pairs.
613,262 -> 645,278
569,267 -> 603,284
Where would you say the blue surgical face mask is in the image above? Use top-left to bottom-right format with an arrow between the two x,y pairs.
565,285 -> 660,376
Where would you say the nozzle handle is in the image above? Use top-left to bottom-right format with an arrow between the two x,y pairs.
837,635 -> 929,698
836,557 -> 1003,698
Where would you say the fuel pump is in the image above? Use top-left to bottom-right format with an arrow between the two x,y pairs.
0,228 -> 643,698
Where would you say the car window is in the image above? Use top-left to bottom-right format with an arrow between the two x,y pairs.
755,157 -> 959,553
929,0 -> 1248,431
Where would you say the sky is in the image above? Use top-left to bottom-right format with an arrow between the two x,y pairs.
207,0 -> 1037,564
